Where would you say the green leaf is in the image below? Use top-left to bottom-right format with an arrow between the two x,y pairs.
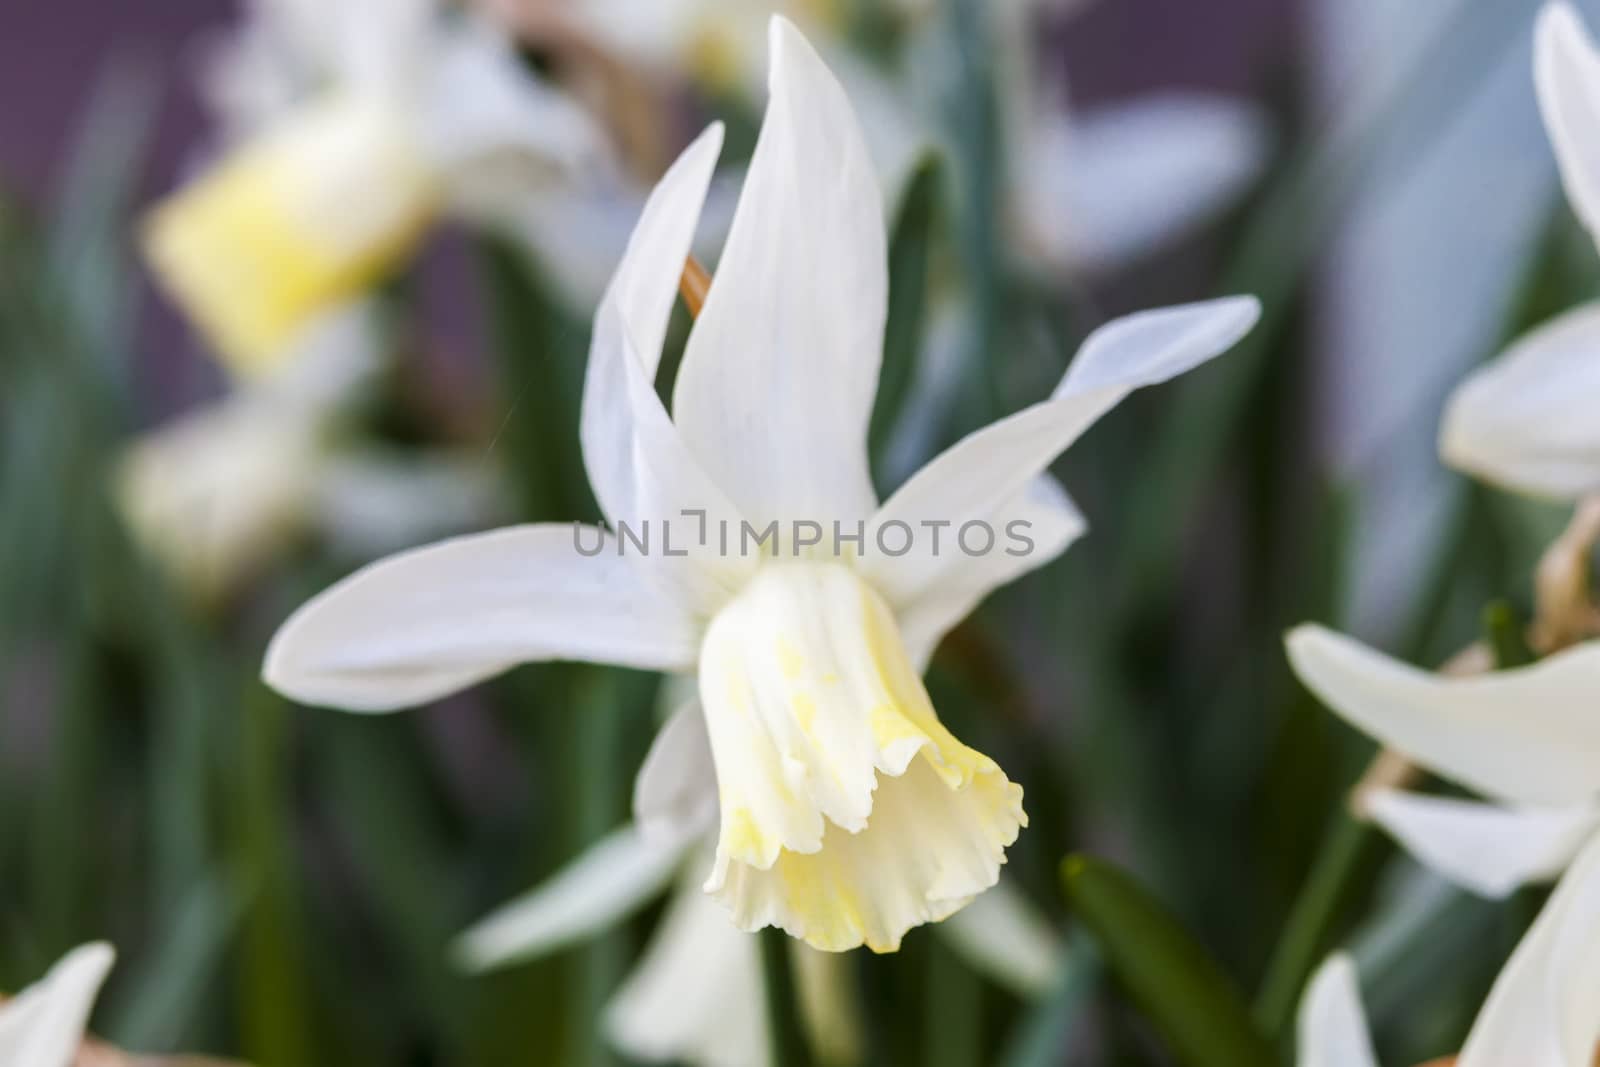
1061,855 -> 1276,1067
871,152 -> 943,476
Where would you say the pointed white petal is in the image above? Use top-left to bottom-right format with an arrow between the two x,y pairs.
1439,301 -> 1600,498
1032,93 -> 1269,271
263,525 -> 699,711
1286,625 -> 1600,806
634,700 -> 719,846
1457,830 -> 1600,1067
1536,1 -> 1600,246
1296,954 -> 1379,1067
671,17 -> 887,529
1365,789 -> 1600,898
581,124 -> 755,613
0,942 -> 115,1067
895,474 -> 1086,671
605,878 -> 770,1067
861,298 -> 1257,615
937,877 -> 1063,997
453,826 -> 689,972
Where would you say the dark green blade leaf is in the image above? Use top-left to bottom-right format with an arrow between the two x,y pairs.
1061,855 -> 1276,1067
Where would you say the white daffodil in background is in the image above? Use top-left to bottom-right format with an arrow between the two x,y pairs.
543,0 -> 1266,272
115,309 -> 505,601
0,943 -> 114,1067
143,0 -> 606,377
0,943 -> 243,1067
1286,625 -> 1600,1065
1294,849 -> 1600,1067
263,17 -> 1258,952
1440,1 -> 1600,498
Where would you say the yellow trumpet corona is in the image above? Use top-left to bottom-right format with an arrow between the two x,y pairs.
143,93 -> 439,376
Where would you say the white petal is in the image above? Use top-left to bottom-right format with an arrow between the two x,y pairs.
0,942 -> 115,1067
1439,301 -> 1600,498
1457,829 -> 1600,1067
1286,625 -> 1600,806
1296,954 -> 1379,1067
1030,93 -> 1269,272
605,877 -> 770,1067
262,524 -> 699,711
453,826 -> 690,971
861,298 -> 1258,614
936,877 -> 1063,996
671,17 -> 887,529
634,700 -> 720,846
1536,1 -> 1600,246
580,124 -> 755,613
895,474 -> 1086,671
1365,789 -> 1600,898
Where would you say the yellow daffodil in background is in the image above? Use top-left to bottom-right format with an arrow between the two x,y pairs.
1441,2 -> 1600,498
262,18 -> 1257,951
143,0 -> 607,377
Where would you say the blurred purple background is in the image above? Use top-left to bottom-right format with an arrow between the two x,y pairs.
0,0 -> 1296,207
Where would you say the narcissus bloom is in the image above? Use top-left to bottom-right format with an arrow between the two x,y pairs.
1441,1 -> 1600,497
143,0 -> 604,375
264,18 -> 1258,951
0,943 -> 114,1067
1288,625 -> 1600,1065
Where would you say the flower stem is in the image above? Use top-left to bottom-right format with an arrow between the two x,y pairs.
1252,812 -> 1386,1038
760,928 -> 812,1067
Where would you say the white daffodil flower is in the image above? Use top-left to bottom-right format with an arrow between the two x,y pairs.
1294,839 -> 1600,1067
1287,624 -> 1600,1065
453,818 -> 1061,1066
143,0 -> 606,376
0,943 -> 115,1067
116,310 -> 504,599
264,17 -> 1258,952
1440,1 -> 1600,498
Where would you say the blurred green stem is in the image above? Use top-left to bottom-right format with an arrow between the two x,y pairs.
924,938 -> 980,1067
761,929 -> 812,1067
1251,812 -> 1385,1038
